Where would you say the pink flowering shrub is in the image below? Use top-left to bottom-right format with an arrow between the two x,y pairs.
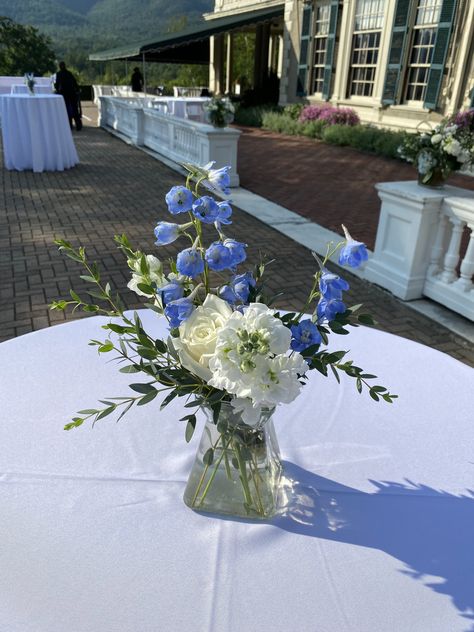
299,105 -> 360,126
453,109 -> 474,131
298,104 -> 333,122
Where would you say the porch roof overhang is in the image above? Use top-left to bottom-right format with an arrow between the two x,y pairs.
88,4 -> 284,64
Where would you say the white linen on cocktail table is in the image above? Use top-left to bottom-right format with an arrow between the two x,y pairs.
0,94 -> 78,172
11,84 -> 54,95
0,311 -> 472,632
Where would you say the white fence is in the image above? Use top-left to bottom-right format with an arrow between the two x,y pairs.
98,96 -> 241,187
173,86 -> 208,97
93,85 -> 136,103
365,181 -> 474,321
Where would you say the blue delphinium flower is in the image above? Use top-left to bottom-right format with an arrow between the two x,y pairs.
317,298 -> 346,322
158,281 -> 184,305
219,285 -> 237,304
205,241 -> 233,271
290,320 -> 322,352
165,186 -> 194,214
338,225 -> 369,268
232,272 -> 255,302
224,238 -> 247,266
220,272 -> 256,304
319,269 -> 349,300
154,222 -> 181,246
203,162 -> 231,195
176,248 -> 204,278
164,297 -> 194,328
192,196 -> 220,223
216,201 -> 233,225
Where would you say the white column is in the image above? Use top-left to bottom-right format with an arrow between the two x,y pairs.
209,34 -> 225,95
225,33 -> 234,95
445,0 -> 474,113
277,34 -> 284,79
332,0 -> 354,102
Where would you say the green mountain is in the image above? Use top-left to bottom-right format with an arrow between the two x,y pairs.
0,0 -> 214,83
0,0 -> 87,28
0,0 -> 213,42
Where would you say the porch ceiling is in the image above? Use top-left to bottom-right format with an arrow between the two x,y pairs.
89,4 -> 284,64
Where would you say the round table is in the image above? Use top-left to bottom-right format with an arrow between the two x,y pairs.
0,311 -> 472,631
0,94 -> 79,172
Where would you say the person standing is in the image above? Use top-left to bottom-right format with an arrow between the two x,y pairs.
55,61 -> 82,131
131,67 -> 144,93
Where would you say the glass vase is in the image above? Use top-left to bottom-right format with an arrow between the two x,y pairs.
417,168 -> 447,188
183,403 -> 282,519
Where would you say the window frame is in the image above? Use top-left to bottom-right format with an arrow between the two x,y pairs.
346,0 -> 386,100
309,1 -> 332,96
403,0 -> 444,106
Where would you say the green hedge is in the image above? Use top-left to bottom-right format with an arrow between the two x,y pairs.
261,111 -> 408,160
234,104 -> 282,127
322,125 -> 407,159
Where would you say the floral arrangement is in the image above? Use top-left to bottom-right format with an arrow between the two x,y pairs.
204,95 -> 235,128
24,72 -> 36,95
51,161 -> 395,517
299,104 -> 360,126
398,116 -> 474,185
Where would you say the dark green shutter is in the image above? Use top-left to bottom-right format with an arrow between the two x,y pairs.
321,1 -> 340,100
424,0 -> 458,110
296,3 -> 313,97
382,0 -> 411,105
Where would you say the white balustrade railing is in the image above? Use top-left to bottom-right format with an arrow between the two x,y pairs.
98,96 -> 241,187
365,181 -> 474,320
423,197 -> 474,317
93,85 -> 138,104
173,86 -> 208,97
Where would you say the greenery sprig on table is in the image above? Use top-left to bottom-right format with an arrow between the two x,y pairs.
51,161 -> 396,436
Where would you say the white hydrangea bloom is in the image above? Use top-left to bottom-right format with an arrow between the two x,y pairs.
443,138 -> 462,157
208,303 -> 307,409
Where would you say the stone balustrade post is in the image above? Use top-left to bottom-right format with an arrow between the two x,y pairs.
364,181 -> 474,300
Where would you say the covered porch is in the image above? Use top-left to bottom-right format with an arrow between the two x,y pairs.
89,5 -> 285,101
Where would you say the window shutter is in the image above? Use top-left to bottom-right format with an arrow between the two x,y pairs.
424,0 -> 458,110
321,1 -> 340,100
382,0 -> 411,105
296,3 -> 313,97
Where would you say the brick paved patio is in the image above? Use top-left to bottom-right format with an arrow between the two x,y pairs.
0,107 -> 473,367
237,126 -> 474,251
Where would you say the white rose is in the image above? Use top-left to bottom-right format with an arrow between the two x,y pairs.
431,134 -> 442,145
173,294 -> 233,381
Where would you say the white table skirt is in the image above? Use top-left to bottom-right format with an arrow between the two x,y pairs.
11,84 -> 54,95
0,94 -> 79,172
0,311 -> 472,631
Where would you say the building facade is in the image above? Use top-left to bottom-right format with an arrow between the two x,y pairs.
206,0 -> 474,130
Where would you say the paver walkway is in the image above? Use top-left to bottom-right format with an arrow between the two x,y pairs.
0,106 -> 473,367
237,126 -> 474,250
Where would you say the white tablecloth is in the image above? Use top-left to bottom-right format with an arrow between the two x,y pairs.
11,84 -> 54,95
0,311 -> 472,631
0,94 -> 79,172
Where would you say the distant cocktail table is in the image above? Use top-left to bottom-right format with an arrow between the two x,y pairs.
0,93 -> 79,172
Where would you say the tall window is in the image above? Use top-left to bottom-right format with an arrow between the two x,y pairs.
348,0 -> 385,97
405,0 -> 443,102
311,3 -> 331,94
